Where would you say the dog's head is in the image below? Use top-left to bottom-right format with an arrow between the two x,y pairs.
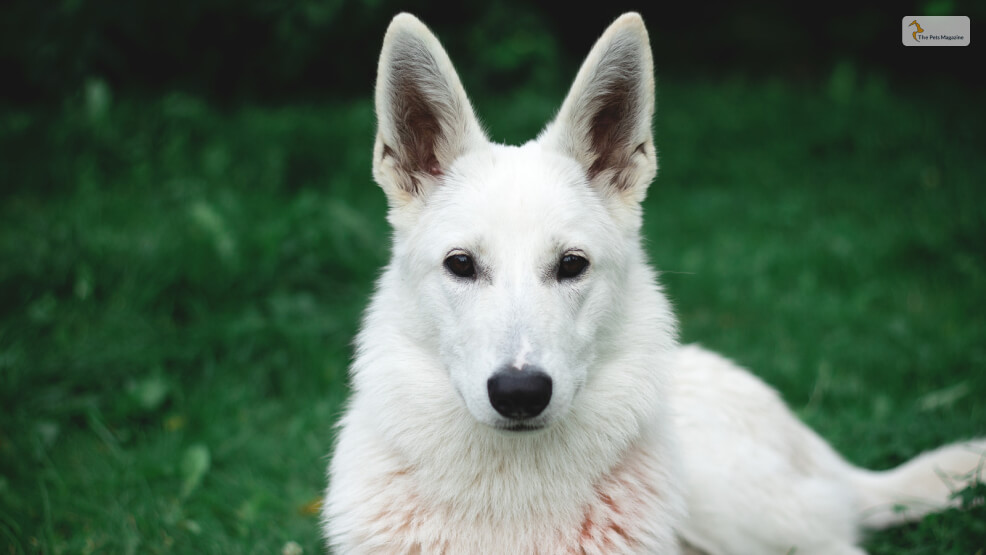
368,13 -> 660,433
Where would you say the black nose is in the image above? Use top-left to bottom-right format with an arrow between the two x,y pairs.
487,366 -> 552,419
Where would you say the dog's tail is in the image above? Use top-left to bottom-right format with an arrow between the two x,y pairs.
851,438 -> 986,529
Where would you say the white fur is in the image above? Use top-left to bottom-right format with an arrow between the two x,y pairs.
323,12 -> 985,554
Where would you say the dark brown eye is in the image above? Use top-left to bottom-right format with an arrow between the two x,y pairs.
444,253 -> 476,278
557,253 -> 589,280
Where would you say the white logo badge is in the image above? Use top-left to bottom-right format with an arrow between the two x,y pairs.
903,16 -> 970,46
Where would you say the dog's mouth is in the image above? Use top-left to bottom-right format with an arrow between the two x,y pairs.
494,421 -> 547,433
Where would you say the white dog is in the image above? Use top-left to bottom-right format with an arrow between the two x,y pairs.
322,13 -> 984,554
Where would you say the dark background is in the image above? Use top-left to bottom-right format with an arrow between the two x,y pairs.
2,0 -> 983,105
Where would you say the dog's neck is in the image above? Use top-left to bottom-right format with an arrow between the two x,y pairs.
339,372 -> 682,552
404,407 -> 642,518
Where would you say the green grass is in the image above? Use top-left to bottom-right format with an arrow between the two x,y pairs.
1,73 -> 984,553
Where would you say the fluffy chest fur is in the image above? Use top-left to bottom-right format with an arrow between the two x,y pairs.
325,416 -> 681,554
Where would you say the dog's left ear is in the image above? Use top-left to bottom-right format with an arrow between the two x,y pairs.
373,13 -> 487,209
540,13 -> 656,204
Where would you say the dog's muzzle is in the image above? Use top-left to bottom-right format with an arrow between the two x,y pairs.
487,365 -> 552,420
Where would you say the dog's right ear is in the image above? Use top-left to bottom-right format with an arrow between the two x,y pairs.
539,13 -> 656,206
372,14 -> 487,208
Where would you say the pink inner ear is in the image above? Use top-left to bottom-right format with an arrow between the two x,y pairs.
427,158 -> 443,176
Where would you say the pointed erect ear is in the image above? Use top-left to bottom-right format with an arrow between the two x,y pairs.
373,13 -> 487,205
540,13 -> 656,202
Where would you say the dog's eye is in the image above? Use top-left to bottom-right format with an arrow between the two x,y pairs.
557,253 -> 589,280
445,253 -> 476,279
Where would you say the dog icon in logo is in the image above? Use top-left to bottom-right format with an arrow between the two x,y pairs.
908,19 -> 925,42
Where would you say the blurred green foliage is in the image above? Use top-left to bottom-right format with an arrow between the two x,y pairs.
0,94 -> 382,552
